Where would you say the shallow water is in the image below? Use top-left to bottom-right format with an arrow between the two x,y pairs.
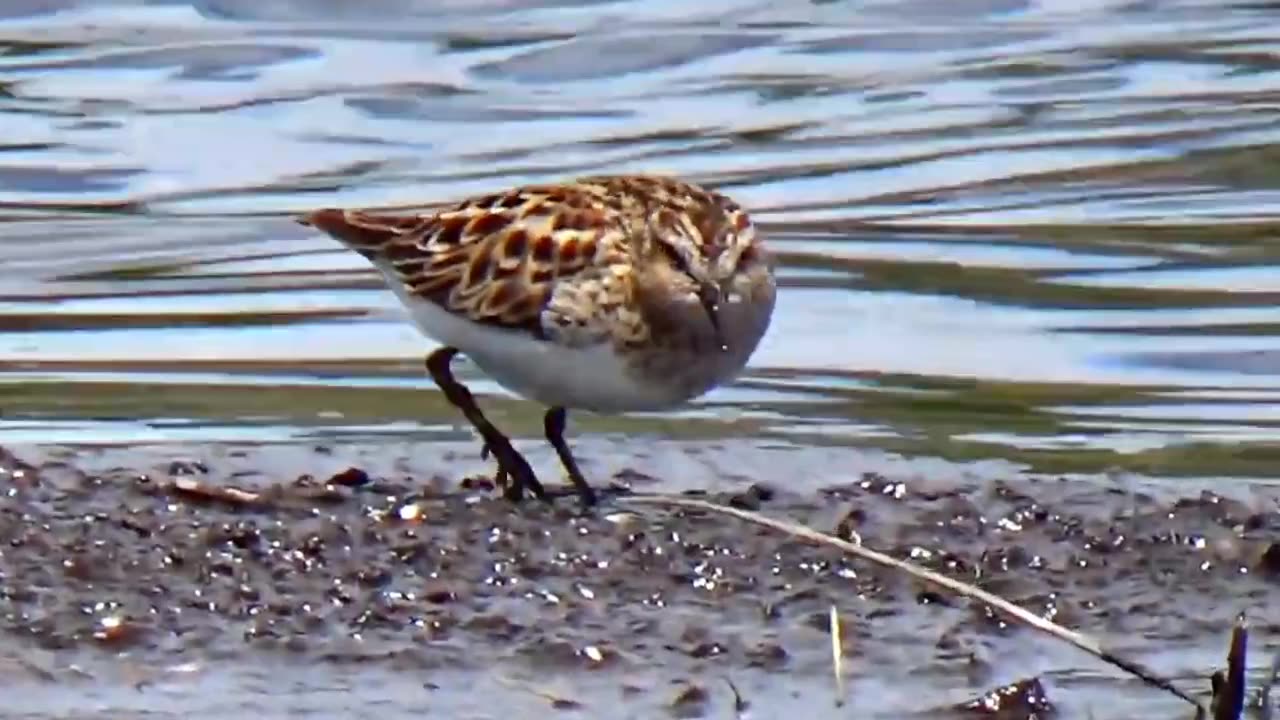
3,0 -> 1280,477
0,0 -> 1279,717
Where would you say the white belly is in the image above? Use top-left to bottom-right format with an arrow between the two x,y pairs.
385,280 -> 686,413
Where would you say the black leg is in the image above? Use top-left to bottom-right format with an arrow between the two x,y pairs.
479,442 -> 509,494
544,407 -> 597,507
425,347 -> 546,503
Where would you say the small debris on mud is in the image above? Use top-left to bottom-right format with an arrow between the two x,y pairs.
959,676 -> 1055,719
327,467 -> 371,488
168,475 -> 262,507
727,482 -> 775,511
668,681 -> 711,718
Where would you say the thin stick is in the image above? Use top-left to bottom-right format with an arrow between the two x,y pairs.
616,494 -> 1207,713
830,605 -> 845,708
1259,647 -> 1279,720
1213,614 -> 1248,720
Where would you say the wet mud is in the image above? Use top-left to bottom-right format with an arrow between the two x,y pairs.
0,441 -> 1276,718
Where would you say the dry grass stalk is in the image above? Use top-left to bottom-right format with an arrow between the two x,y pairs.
1211,614 -> 1248,720
830,604 -> 845,708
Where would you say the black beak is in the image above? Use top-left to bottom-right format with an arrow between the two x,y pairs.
697,282 -> 728,353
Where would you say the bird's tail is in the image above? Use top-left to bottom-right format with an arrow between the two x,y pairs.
297,209 -> 423,260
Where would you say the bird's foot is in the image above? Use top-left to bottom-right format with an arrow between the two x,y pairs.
480,440 -> 604,509
479,439 -> 543,503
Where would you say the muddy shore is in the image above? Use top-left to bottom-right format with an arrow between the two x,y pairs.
0,439 -> 1275,718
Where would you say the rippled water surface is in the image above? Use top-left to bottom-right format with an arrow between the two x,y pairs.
4,0 -> 1280,474
4,0 -> 1280,478
1,0 -> 1279,716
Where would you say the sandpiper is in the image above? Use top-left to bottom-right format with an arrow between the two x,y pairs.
299,174 -> 776,507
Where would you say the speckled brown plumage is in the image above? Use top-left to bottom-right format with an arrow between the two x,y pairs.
299,175 -> 760,348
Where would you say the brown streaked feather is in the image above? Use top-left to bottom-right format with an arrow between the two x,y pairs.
297,174 -> 755,337
299,193 -> 621,336
298,209 -> 426,260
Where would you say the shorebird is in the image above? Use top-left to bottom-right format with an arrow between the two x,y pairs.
299,174 -> 776,507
